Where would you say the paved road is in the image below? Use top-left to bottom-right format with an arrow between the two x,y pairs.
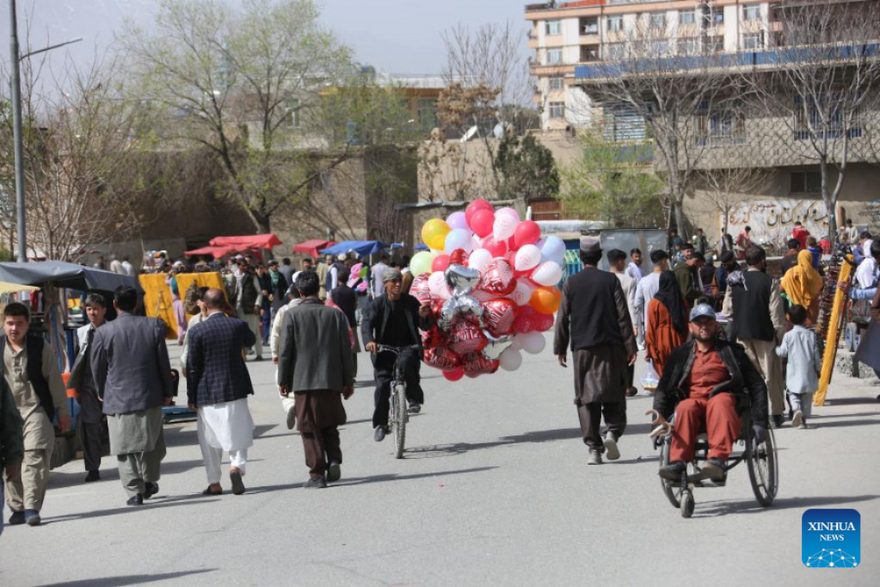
1,338 -> 877,586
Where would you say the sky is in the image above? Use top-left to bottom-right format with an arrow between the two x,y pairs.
1,0 -> 531,77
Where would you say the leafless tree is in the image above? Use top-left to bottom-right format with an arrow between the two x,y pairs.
743,1 -> 880,241
697,166 -> 774,241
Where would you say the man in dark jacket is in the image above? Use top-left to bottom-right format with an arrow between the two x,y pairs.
1,378 -> 24,536
332,268 -> 360,379
554,237 -> 637,465
652,304 -> 769,482
362,268 -> 433,442
91,286 -> 173,506
673,251 -> 706,303
187,288 -> 256,496
278,272 -> 354,488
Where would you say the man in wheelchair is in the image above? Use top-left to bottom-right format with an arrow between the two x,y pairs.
651,303 -> 769,482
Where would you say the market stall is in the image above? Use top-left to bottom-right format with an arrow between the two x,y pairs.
293,239 -> 336,259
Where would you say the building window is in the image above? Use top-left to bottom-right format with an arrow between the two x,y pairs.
418,98 -> 437,132
794,95 -> 863,141
549,102 -> 565,119
790,171 -> 822,194
695,103 -> 747,147
743,33 -> 764,50
703,6 -> 724,25
679,10 -> 696,25
546,20 -> 562,36
650,13 -> 667,30
607,15 -> 623,32
581,45 -> 600,62
287,98 -> 300,128
709,36 -> 725,53
546,49 -> 563,65
650,40 -> 670,56
677,38 -> 698,56
549,76 -> 564,91
581,17 -> 599,35
603,104 -> 647,142
605,42 -> 626,61
743,5 -> 761,22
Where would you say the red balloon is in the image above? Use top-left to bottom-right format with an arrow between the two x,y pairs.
482,298 -> 518,336
513,306 -> 540,333
470,209 -> 495,238
506,236 -> 519,252
462,351 -> 500,376
465,199 -> 494,225
410,273 -> 433,305
478,258 -> 516,296
448,321 -> 488,355
423,346 -> 462,371
449,248 -> 468,266
421,326 -> 446,349
443,367 -> 465,382
514,220 -> 541,249
481,236 -> 509,258
432,254 -> 450,273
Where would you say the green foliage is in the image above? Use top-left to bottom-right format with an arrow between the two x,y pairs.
559,128 -> 665,228
494,133 -> 560,201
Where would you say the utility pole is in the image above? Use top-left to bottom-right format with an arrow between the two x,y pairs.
9,0 -> 26,262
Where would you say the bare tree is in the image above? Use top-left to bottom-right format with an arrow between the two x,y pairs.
744,1 -> 880,241
697,166 -> 774,242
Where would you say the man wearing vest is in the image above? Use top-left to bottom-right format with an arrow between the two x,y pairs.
723,245 -> 787,428
2,303 -> 69,527
234,260 -> 264,361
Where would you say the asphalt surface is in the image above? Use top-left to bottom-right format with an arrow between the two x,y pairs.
0,338 -> 877,586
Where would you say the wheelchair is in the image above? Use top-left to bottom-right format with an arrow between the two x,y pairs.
653,404 -> 779,518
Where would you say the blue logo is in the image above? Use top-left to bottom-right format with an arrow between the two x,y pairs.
802,509 -> 860,568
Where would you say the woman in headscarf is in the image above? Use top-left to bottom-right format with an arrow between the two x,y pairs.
854,239 -> 878,291
646,271 -> 689,377
781,249 -> 825,326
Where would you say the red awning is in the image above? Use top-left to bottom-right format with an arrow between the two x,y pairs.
209,233 -> 282,249
293,239 -> 336,258
184,245 -> 236,259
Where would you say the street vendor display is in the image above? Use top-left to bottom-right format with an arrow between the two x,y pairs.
411,200 -> 564,379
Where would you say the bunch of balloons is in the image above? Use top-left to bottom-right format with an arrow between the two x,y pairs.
410,199 -> 565,380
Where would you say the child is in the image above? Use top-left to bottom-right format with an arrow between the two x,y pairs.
775,305 -> 822,428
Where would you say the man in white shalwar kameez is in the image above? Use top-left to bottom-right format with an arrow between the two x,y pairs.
270,275 -> 301,429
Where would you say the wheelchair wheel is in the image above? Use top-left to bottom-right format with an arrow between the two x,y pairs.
659,438 -> 683,508
680,489 -> 695,519
747,426 -> 778,507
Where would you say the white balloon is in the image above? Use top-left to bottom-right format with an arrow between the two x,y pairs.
428,271 -> 451,300
509,338 -> 523,352
493,214 -> 518,241
499,348 -> 523,371
495,206 -> 521,223
468,248 -> 493,274
511,279 -> 537,306
517,332 -> 546,354
444,228 -> 475,255
531,261 -> 564,287
515,244 -> 542,272
539,235 -> 566,263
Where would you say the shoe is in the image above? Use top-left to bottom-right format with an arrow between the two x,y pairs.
230,470 -> 246,495
84,470 -> 101,483
8,510 -> 25,525
202,485 -> 223,495
587,449 -> 603,465
252,356 -> 264,362
327,461 -> 341,483
303,476 -> 327,489
659,461 -> 687,481
286,407 -> 296,430
603,432 -> 620,461
374,426 -> 386,442
126,494 -> 144,506
799,420 -> 809,430
701,458 -> 726,481
791,410 -> 804,428
143,482 -> 159,499
24,510 -> 41,526
625,387 -> 638,397
408,403 -> 422,414
771,414 -> 785,429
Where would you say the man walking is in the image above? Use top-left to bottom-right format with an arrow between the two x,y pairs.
634,249 -> 670,349
68,294 -> 109,483
332,268 -> 360,380
278,272 -> 354,488
555,237 -> 637,465
317,254 -> 333,300
2,303 -> 69,526
187,289 -> 256,496
625,248 -> 643,283
270,279 -> 301,429
371,253 -> 390,298
608,249 -> 639,397
723,245 -> 787,428
0,377 -> 24,535
91,286 -> 173,506
234,260 -> 264,361
673,251 -> 706,303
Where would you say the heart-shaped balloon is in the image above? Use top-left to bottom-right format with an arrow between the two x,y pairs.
478,258 -> 516,296
482,330 -> 513,360
444,264 -> 481,295
438,293 -> 484,332
423,345 -> 462,371
421,325 -> 446,349
462,351 -> 500,376
448,321 -> 488,355
482,298 -> 517,336
410,273 -> 433,305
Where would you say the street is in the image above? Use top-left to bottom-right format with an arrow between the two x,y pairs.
0,338 -> 877,586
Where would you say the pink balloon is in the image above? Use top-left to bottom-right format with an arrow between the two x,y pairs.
511,279 -> 537,306
482,236 -> 508,258
514,220 -> 541,249
495,207 -> 521,223
446,211 -> 469,231
428,271 -> 451,300
470,209 -> 495,238
466,199 -> 494,224
432,254 -> 451,273
493,214 -> 518,242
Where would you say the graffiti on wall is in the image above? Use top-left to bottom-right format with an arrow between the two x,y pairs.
726,199 -> 829,247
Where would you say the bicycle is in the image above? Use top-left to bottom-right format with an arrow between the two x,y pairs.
376,344 -> 421,459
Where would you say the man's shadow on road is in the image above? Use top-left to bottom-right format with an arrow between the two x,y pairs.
695,494 -> 880,518
245,466 -> 498,494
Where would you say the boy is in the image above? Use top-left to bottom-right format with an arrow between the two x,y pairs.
775,305 -> 821,429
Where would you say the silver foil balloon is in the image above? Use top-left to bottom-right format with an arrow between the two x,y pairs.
444,264 -> 481,295
482,330 -> 513,360
438,293 -> 484,332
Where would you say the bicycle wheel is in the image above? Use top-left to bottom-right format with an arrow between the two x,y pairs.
393,382 -> 407,459
747,427 -> 778,507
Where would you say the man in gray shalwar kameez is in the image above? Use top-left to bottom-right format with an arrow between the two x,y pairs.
91,286 -> 174,506
554,237 -> 637,465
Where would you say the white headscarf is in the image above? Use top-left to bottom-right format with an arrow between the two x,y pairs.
855,240 -> 877,289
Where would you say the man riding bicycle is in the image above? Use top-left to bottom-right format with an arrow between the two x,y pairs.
362,268 -> 433,442
651,304 -> 769,482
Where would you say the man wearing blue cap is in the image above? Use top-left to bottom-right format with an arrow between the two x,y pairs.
651,303 -> 769,481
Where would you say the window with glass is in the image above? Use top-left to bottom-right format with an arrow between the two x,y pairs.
605,42 -> 626,61
607,15 -> 624,32
743,33 -> 764,50
695,103 -> 747,147
546,49 -> 563,65
651,40 -> 669,55
287,98 -> 301,128
677,38 -> 698,55
743,5 -> 760,22
650,13 -> 667,30
679,10 -> 696,25
790,171 -> 822,194
581,17 -> 599,35
546,20 -> 562,36
418,98 -> 437,132
549,76 -> 564,91
709,36 -> 725,52
549,102 -> 565,119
